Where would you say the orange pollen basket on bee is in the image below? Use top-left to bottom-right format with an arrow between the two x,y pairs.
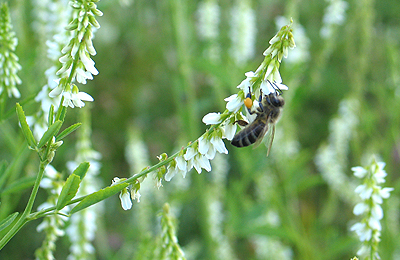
244,97 -> 253,109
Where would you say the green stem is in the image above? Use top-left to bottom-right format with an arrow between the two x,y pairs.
0,161 -> 48,250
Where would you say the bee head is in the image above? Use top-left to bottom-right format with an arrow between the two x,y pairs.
267,92 -> 285,107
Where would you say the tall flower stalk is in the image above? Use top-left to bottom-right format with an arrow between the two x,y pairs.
0,3 -> 22,100
49,0 -> 102,108
350,158 -> 394,260
0,0 -> 103,251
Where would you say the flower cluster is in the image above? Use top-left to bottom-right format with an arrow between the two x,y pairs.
0,3 -> 22,99
320,0 -> 348,39
196,0 -> 221,62
49,0 -> 103,108
229,0 -> 257,65
350,158 -> 394,259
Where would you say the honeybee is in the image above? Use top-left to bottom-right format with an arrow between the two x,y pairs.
231,90 -> 285,155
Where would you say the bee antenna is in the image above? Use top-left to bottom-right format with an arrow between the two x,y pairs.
271,81 -> 283,95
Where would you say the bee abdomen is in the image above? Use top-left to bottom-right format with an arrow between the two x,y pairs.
231,121 -> 266,147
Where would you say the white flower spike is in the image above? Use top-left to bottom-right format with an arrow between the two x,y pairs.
350,158 -> 394,259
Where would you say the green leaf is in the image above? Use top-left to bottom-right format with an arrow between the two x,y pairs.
56,105 -> 67,122
70,183 -> 129,214
0,212 -> 19,232
37,120 -> 63,148
0,161 -> 6,179
72,161 -> 90,180
48,105 -> 54,125
56,174 -> 81,210
15,103 -> 36,149
56,123 -> 82,141
0,176 -> 36,196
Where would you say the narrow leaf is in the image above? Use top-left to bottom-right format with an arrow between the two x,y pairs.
15,103 -> 36,149
0,176 -> 36,196
48,105 -> 54,125
0,161 -> 6,178
70,183 -> 129,214
56,105 -> 67,122
37,120 -> 63,148
72,161 -> 90,180
56,123 -> 82,141
0,212 -> 19,232
56,174 -> 81,210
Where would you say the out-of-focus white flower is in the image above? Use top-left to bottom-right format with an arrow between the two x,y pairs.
320,0 -> 348,38
196,1 -> 220,40
0,3 -> 22,99
351,166 -> 368,178
229,1 -> 256,65
350,158 -> 394,259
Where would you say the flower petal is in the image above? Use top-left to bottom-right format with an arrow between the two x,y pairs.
202,113 -> 222,125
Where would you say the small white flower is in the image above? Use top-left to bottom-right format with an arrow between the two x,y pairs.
119,188 -> 132,210
205,145 -> 217,160
370,204 -> 383,221
350,222 -> 372,242
225,94 -> 242,112
378,187 -> 394,199
198,135 -> 210,155
49,83 -> 63,98
223,121 -> 237,141
131,188 -> 141,203
62,85 -> 94,108
353,202 -> 368,215
79,49 -> 99,76
187,152 -> 211,174
260,80 -> 276,94
372,162 -> 387,183
237,71 -> 255,90
165,158 -> 187,181
184,146 -> 197,161
354,184 -> 373,200
368,216 -> 381,231
351,166 -> 368,178
165,163 -> 178,181
202,112 -> 222,125
210,135 -> 228,154
176,155 -> 187,173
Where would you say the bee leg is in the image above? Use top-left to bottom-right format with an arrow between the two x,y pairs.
234,120 -> 248,126
264,94 -> 272,106
257,91 -> 264,113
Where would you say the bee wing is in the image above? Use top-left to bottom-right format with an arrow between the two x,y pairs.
252,123 -> 276,157
266,124 -> 276,157
252,122 -> 270,149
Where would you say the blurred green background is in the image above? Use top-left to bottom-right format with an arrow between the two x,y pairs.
1,0 -> 400,259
